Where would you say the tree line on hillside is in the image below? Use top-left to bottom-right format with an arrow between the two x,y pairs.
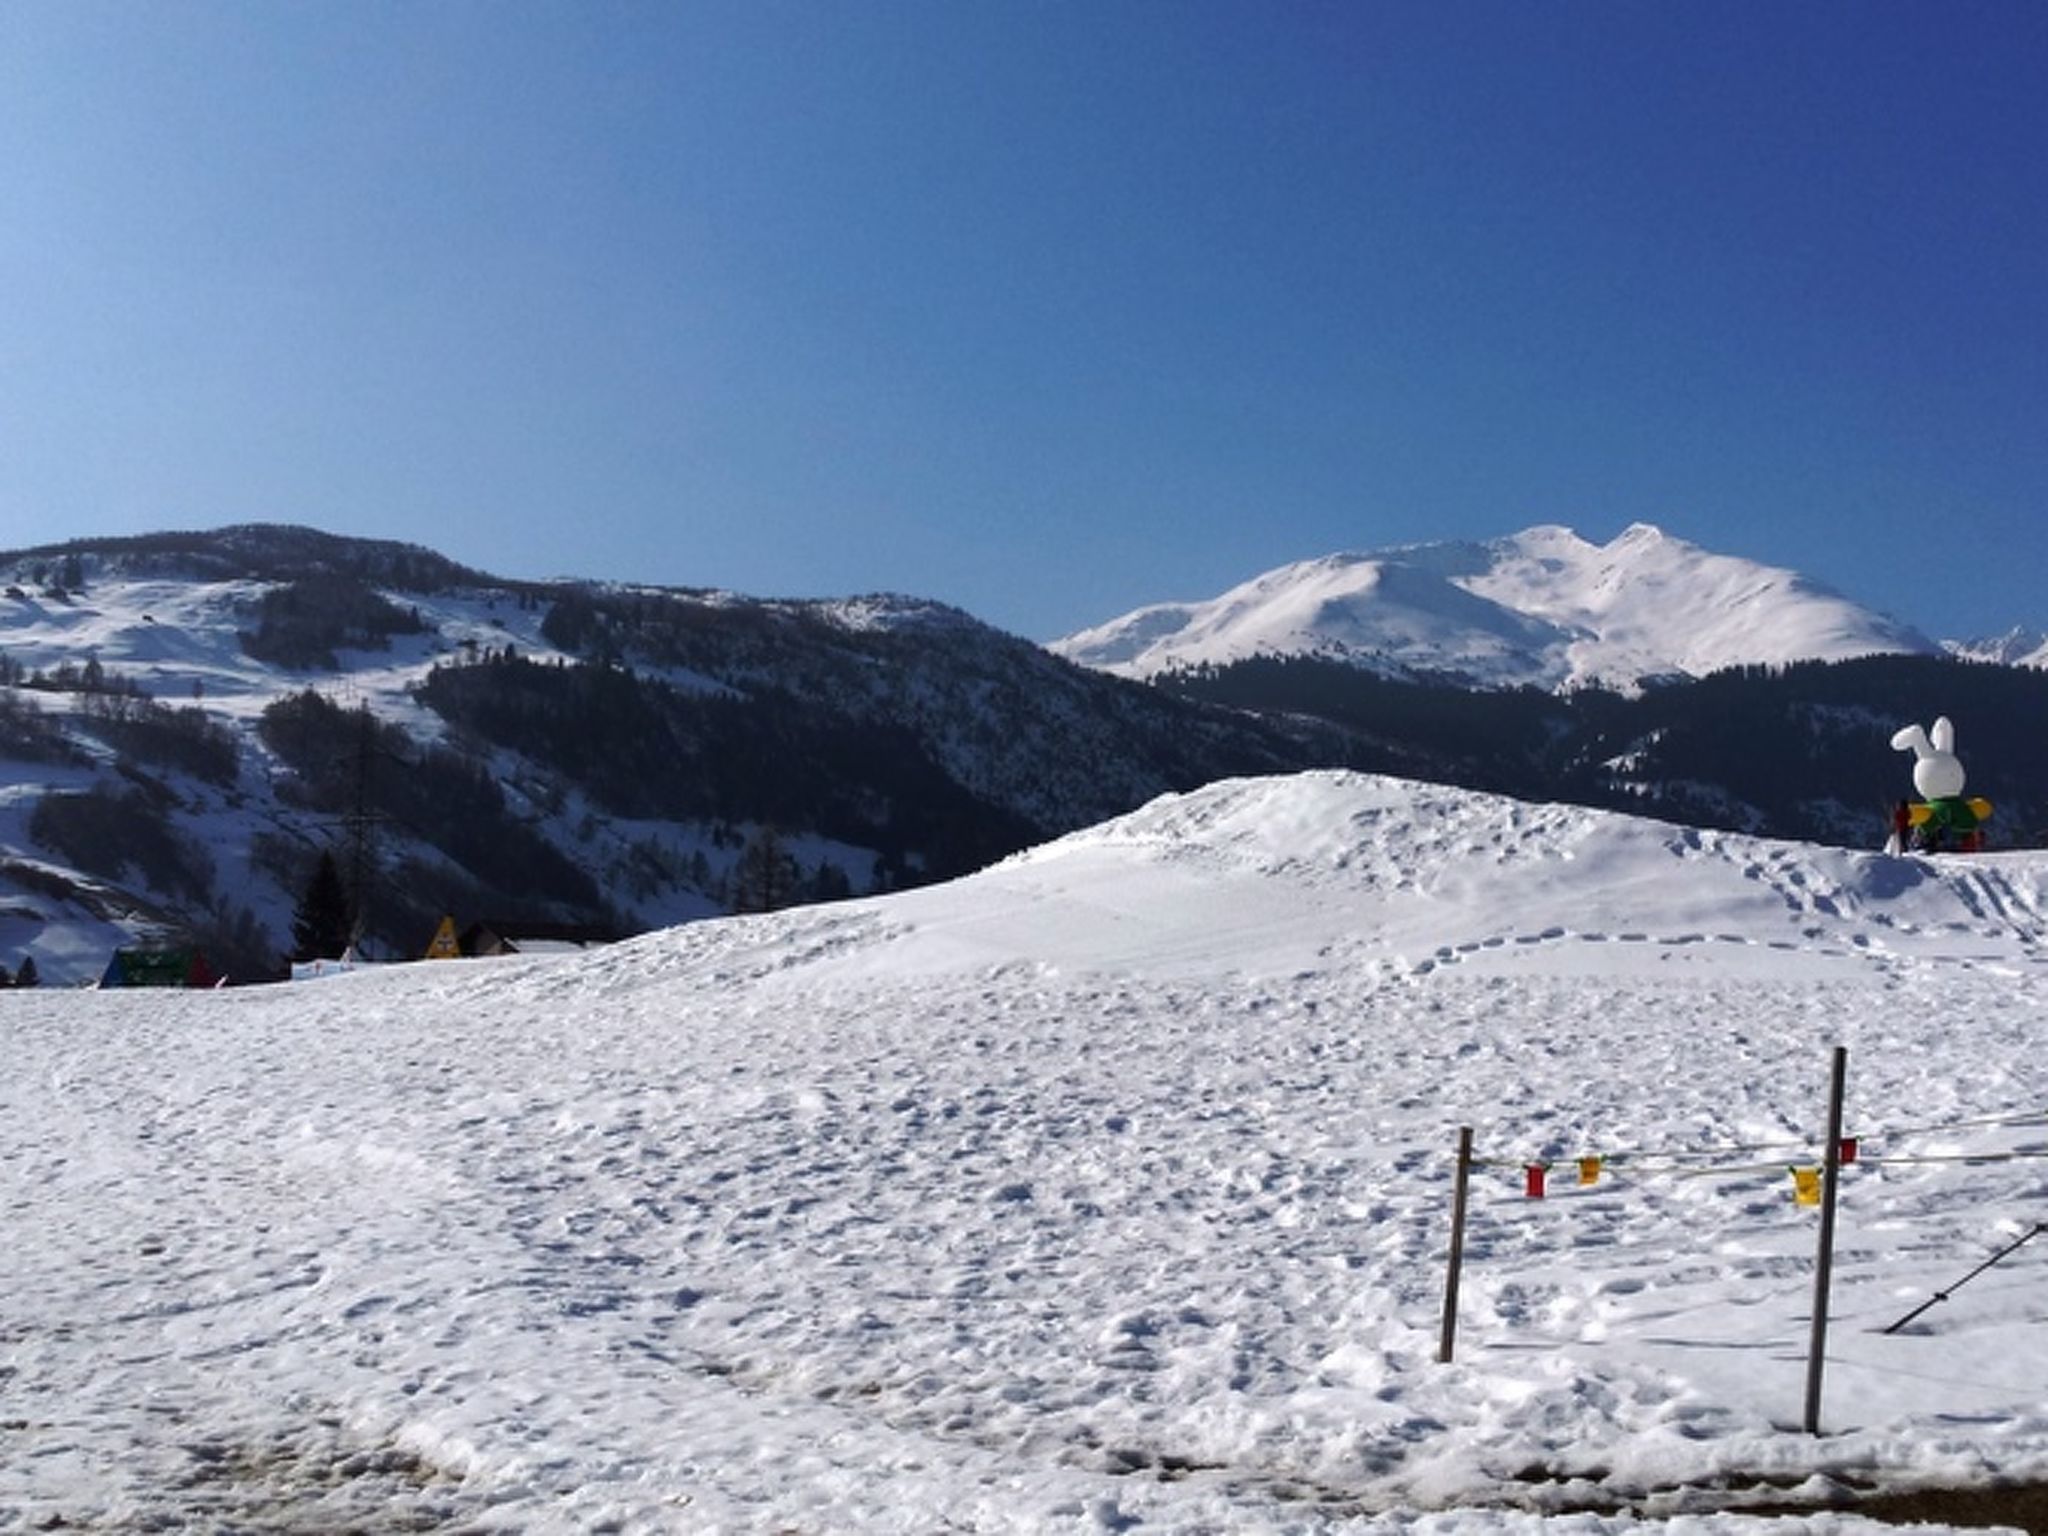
258,689 -> 614,957
540,587 -> 824,676
536,586 -> 1316,837
0,686 -> 82,765
29,777 -> 219,910
238,575 -> 431,669
1157,656 -> 1592,795
2,526 -> 481,594
1,654 -> 144,695
1163,652 -> 2048,848
1575,654 -> 2048,845
77,691 -> 241,786
416,649 -> 1033,887
0,651 -> 239,783
0,550 -> 88,596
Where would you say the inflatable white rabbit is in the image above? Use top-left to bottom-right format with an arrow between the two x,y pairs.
1890,716 -> 1966,800
1888,715 -> 1989,852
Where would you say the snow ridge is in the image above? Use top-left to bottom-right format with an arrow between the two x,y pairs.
1947,626 -> 2048,670
1053,523 -> 1942,691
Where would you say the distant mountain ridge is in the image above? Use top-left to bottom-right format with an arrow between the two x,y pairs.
3,522 -> 2045,987
1052,523 -> 1947,691
1947,626 -> 2048,670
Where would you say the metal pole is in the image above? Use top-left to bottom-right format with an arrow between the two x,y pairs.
1803,1045 -> 1848,1435
1440,1125 -> 1474,1364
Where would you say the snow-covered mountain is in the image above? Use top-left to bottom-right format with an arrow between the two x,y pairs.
1053,524 -> 1944,691
5,523 -> 2043,986
10,770 -> 2048,1529
1947,625 -> 2048,670
0,527 -> 1305,983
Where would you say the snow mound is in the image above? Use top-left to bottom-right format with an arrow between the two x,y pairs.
843,771 -> 2048,983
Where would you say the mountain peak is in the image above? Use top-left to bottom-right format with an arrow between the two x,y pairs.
1946,626 -> 2048,669
1051,524 -> 1940,691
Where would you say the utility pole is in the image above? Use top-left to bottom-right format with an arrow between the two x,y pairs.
339,702 -> 385,954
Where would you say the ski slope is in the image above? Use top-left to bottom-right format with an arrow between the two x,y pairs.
5,771 -> 2047,1533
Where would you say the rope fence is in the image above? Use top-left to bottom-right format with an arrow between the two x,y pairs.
1435,1048 -> 2047,1436
1463,1103 -> 2048,1200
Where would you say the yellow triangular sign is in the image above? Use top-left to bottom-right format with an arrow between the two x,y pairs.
424,915 -> 461,960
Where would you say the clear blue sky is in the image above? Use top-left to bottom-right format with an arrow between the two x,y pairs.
3,2 -> 2043,642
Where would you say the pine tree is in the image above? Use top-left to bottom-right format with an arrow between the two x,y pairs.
290,849 -> 355,961
807,859 -> 852,903
731,825 -> 798,914
12,955 -> 36,988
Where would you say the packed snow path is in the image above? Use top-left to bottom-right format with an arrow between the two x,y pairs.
4,772 -> 2047,1532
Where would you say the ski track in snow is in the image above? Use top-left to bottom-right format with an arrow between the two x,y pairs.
4,772 -> 2047,1534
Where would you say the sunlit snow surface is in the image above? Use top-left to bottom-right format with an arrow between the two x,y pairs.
1051,525 -> 1940,690
6,772 -> 2048,1533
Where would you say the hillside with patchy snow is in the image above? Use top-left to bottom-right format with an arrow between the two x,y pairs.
6,771 -> 2048,1531
0,528 -> 1305,981
1052,525 -> 1942,691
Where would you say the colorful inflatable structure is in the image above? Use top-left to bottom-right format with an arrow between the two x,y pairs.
1888,715 -> 1992,853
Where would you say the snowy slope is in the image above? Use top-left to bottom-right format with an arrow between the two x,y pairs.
6,771 -> 2048,1532
1,533 -> 1331,980
0,571 -> 604,980
0,572 -> 566,724
1053,525 -> 1941,691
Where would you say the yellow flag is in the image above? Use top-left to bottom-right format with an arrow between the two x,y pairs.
1791,1166 -> 1821,1206
1577,1156 -> 1602,1187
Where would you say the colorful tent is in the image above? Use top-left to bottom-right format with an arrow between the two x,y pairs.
99,948 -> 219,988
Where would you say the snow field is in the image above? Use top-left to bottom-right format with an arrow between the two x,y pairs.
3,771 -> 2046,1533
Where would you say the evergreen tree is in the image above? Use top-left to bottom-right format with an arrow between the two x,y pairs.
12,955 -> 35,988
731,825 -> 799,914
806,859 -> 852,903
290,849 -> 356,961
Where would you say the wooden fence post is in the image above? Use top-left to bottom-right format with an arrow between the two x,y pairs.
1440,1125 -> 1474,1363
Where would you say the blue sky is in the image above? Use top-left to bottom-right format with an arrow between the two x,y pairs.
2,2 -> 2043,643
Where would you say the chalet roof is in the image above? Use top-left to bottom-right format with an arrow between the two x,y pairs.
456,920 -> 623,957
